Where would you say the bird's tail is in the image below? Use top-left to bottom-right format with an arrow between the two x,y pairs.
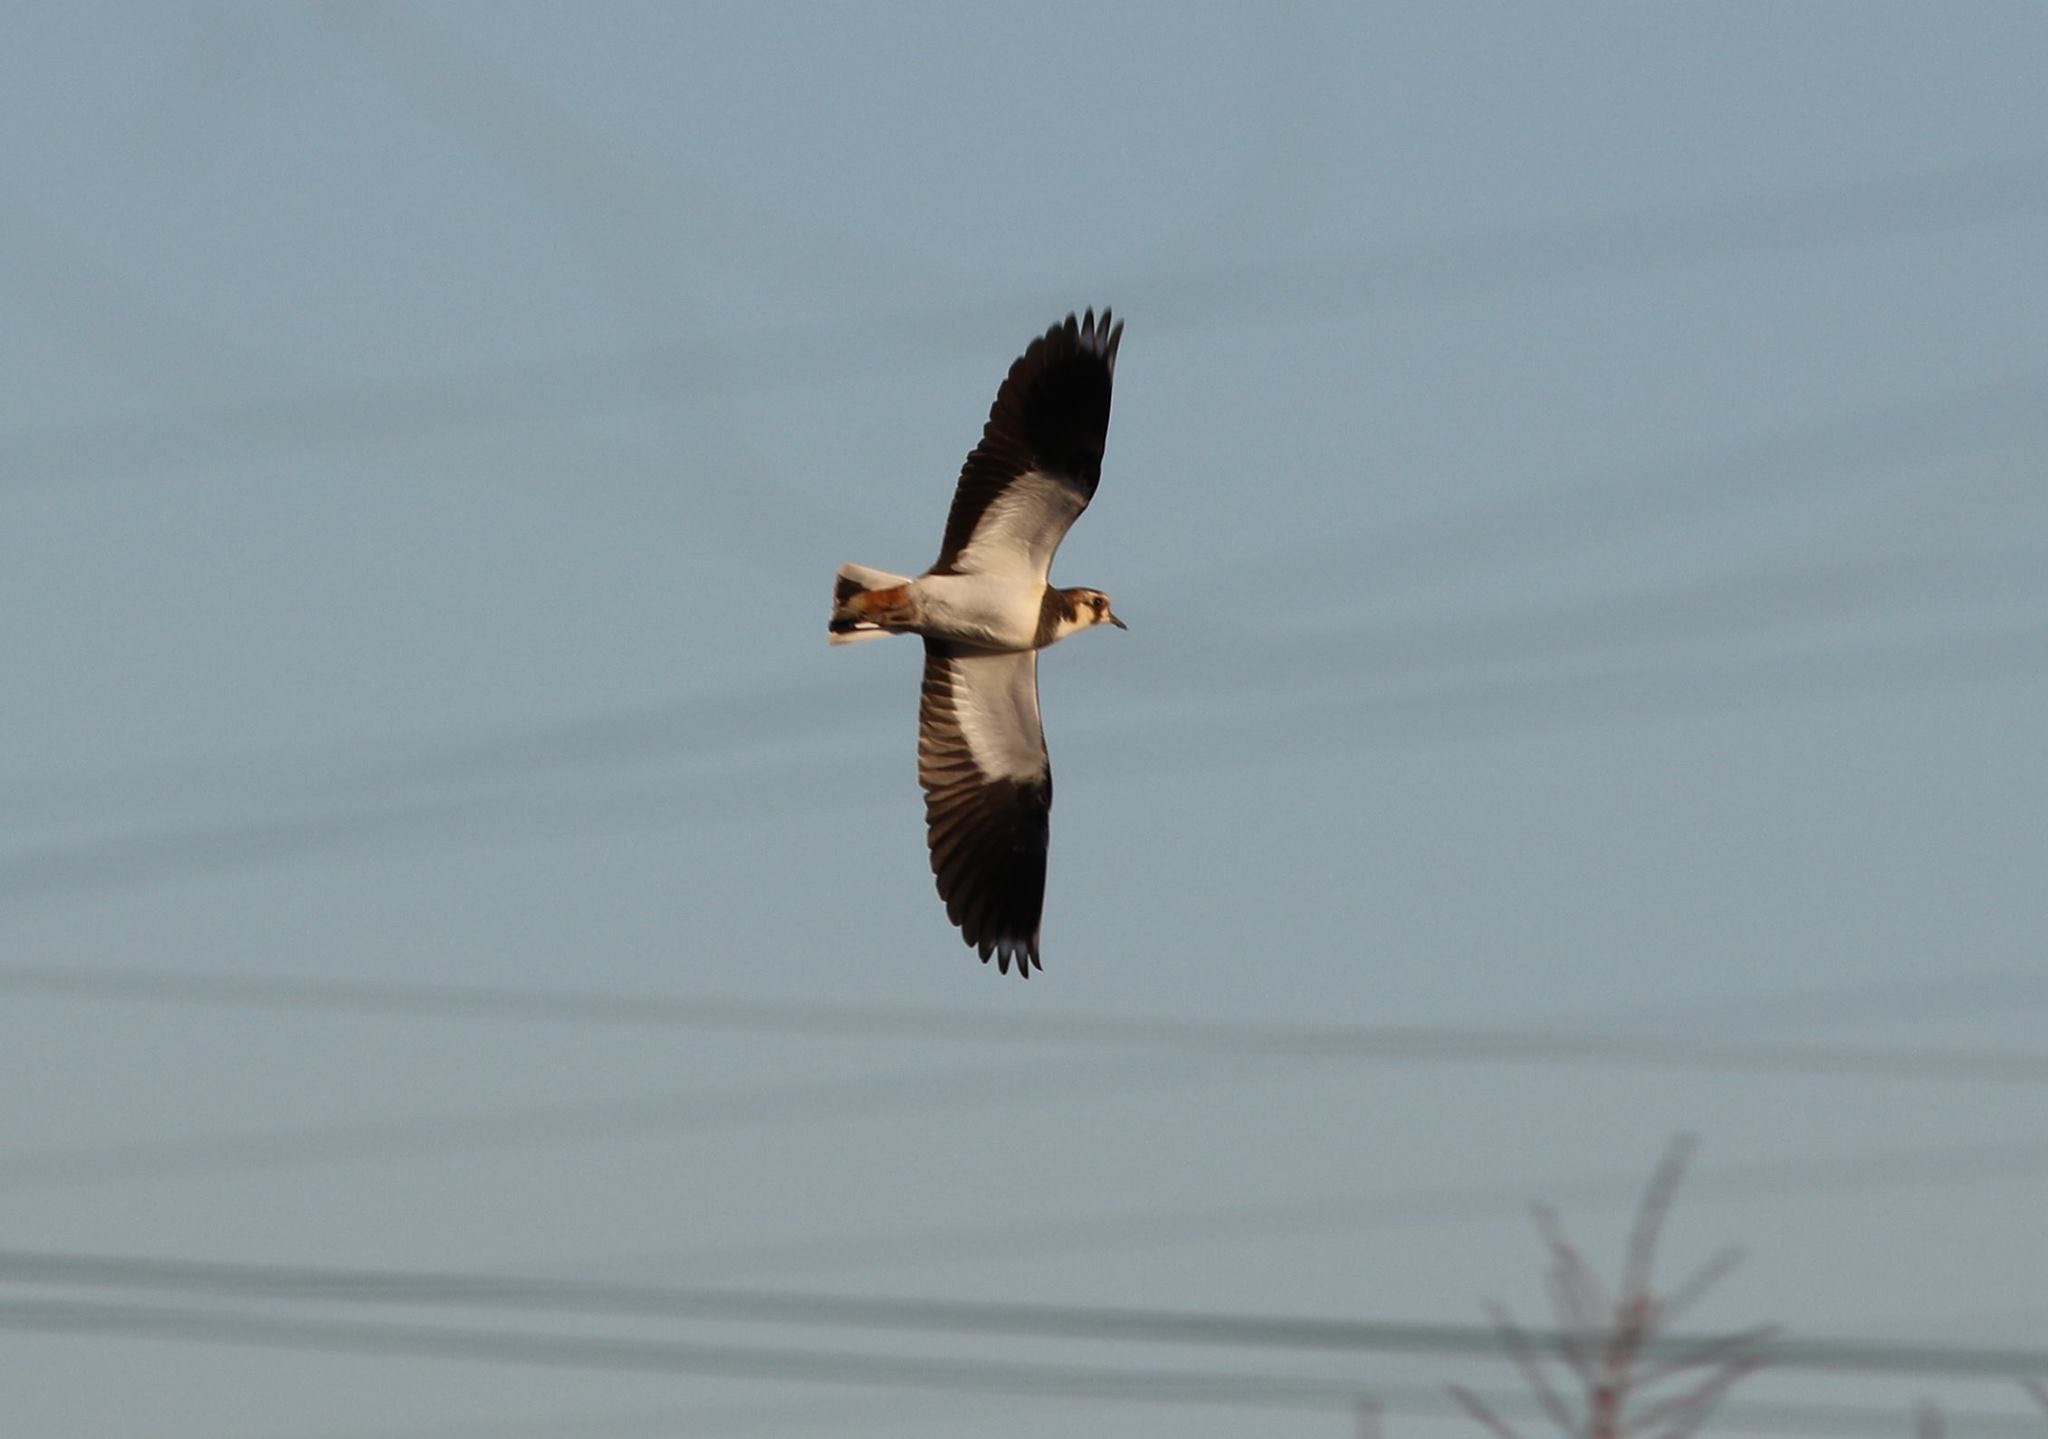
829,563 -> 916,644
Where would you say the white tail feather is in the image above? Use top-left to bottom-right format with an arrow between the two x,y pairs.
837,562 -> 914,590
829,562 -> 916,645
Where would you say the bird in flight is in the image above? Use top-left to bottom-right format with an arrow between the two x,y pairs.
828,309 -> 1127,976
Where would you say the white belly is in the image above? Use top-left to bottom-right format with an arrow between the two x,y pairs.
909,573 -> 1045,651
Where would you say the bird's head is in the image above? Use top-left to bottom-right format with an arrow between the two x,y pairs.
1066,588 -> 1127,634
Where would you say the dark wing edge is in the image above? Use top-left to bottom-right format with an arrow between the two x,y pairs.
917,643 -> 1050,976
931,308 -> 1123,574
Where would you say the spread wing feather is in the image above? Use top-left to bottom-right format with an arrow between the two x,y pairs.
931,309 -> 1122,580
917,641 -> 1051,975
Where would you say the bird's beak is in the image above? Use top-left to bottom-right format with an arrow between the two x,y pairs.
1108,611 -> 1128,630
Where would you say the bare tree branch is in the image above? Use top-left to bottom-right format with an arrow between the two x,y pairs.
1661,1246 -> 1748,1329
1486,1300 -> 1584,1435
1630,1353 -> 1765,1439
1623,1137 -> 1700,1304
1355,1396 -> 1385,1439
1450,1383 -> 1529,1439
1637,1324 -> 1777,1388
1448,1137 -> 1766,1439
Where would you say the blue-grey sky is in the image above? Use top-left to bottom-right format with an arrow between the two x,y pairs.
4,4 -> 2047,1436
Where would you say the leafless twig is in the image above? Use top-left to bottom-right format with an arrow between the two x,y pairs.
1449,1382 -> 1527,1439
1355,1396 -> 1385,1439
1451,1137 -> 1771,1439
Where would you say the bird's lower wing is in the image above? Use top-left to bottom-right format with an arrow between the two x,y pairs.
917,642 -> 1051,974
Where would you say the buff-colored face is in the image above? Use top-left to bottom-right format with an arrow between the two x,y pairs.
1078,589 -> 1127,631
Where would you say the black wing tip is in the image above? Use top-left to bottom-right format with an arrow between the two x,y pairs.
1047,308 -> 1123,371
979,935 -> 1043,977
931,307 -> 1124,570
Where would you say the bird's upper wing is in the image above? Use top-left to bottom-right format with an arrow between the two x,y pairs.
930,309 -> 1123,583
917,641 -> 1051,975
